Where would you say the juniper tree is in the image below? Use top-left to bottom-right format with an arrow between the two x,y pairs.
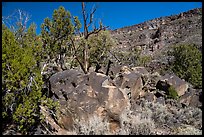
2,24 -> 58,134
169,44 -> 202,88
41,6 -> 75,70
79,2 -> 109,73
88,30 -> 114,68
41,4 -> 113,74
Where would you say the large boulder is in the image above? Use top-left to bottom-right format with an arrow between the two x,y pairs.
179,88 -> 202,108
49,69 -> 84,97
189,92 -> 202,108
156,73 -> 189,96
113,71 -> 144,102
178,88 -> 195,107
88,72 -> 130,120
48,70 -> 130,132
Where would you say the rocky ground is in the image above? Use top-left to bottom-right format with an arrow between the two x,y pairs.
33,66 -> 202,135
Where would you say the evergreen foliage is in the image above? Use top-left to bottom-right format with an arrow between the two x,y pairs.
113,47 -> 141,67
41,6 -> 75,69
169,44 -> 202,88
88,30 -> 114,68
2,24 -> 58,134
138,55 -> 152,67
167,85 -> 179,100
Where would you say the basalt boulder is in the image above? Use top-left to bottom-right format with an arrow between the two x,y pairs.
179,88 -> 202,108
156,73 -> 189,96
113,70 -> 144,102
48,70 -> 130,132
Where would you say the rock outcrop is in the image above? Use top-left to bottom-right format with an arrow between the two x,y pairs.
49,69 -> 130,132
42,63 -> 202,135
156,73 -> 189,96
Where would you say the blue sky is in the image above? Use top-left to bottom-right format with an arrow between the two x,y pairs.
2,2 -> 202,35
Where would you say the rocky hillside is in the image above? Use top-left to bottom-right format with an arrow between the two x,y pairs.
110,8 -> 202,60
3,65 -> 202,135
35,66 -> 202,135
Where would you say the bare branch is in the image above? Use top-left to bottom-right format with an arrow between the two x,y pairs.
80,2 -> 110,73
18,9 -> 22,23
85,13 -> 88,23
2,9 -> 31,34
82,2 -> 87,24
85,25 -> 109,39
23,11 -> 31,28
70,37 -> 87,74
87,5 -> 97,28
108,51 -> 121,63
82,2 -> 89,38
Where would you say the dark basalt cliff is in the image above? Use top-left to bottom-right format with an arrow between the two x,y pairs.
110,8 -> 202,60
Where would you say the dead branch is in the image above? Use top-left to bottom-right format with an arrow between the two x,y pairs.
82,2 -> 88,37
85,25 -> 109,39
79,2 -> 109,73
70,37 -> 87,74
87,5 -> 97,28
2,9 -> 31,35
108,51 -> 121,63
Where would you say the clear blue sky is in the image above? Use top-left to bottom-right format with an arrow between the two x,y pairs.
2,2 -> 202,35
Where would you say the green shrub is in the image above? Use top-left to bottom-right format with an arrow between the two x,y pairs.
41,6 -> 75,69
2,24 -> 58,134
88,30 -> 114,67
167,85 -> 179,100
138,55 -> 152,67
169,44 -> 202,88
112,47 -> 152,67
113,47 -> 141,66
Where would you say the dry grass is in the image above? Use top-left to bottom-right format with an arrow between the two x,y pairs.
73,114 -> 111,135
68,99 -> 202,135
118,107 -> 156,135
71,106 -> 156,135
38,98 -> 202,135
